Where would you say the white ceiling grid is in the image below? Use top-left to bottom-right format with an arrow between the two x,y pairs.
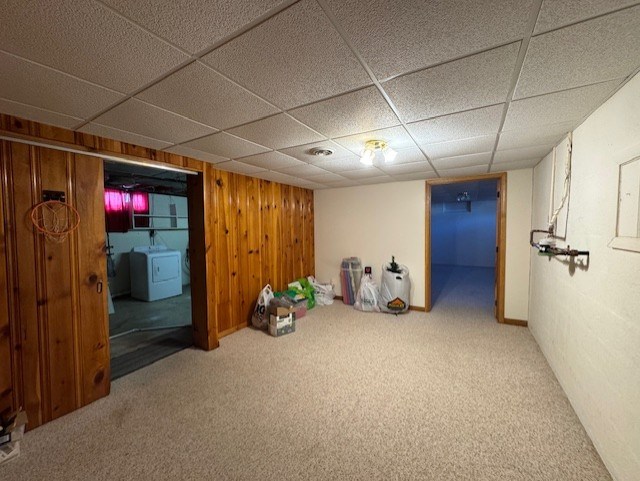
1,0 -> 639,189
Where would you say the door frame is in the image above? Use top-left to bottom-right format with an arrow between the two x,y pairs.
425,172 -> 507,322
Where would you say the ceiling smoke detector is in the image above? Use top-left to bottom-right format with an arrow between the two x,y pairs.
309,147 -> 334,157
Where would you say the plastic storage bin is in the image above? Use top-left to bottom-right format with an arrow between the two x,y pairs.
340,257 -> 362,305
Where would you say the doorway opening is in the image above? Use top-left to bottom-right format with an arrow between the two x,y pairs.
104,160 -> 193,379
425,173 -> 506,322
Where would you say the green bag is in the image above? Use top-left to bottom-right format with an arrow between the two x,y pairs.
287,279 -> 316,310
297,277 -> 316,310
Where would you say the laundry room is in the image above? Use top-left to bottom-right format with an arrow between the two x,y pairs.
103,160 -> 193,380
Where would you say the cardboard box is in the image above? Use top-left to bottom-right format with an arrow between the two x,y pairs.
0,410 -> 27,466
268,304 -> 295,317
268,312 -> 295,337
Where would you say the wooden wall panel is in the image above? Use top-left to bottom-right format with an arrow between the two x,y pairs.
0,143 -> 15,419
212,170 -> 234,337
303,189 -> 315,278
215,177 -> 315,338
73,154 -> 110,405
246,178 -> 263,314
5,141 -> 45,427
236,176 -> 252,327
38,148 -> 77,420
0,115 -> 314,426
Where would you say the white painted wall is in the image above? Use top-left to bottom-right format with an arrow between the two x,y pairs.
315,173 -> 532,317
107,194 -> 190,297
315,181 -> 425,306
432,199 -> 497,267
529,73 -> 640,481
505,169 -> 533,321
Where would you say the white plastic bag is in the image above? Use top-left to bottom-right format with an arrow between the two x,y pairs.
307,276 -> 335,306
354,274 -> 380,312
251,284 -> 274,329
379,262 -> 410,314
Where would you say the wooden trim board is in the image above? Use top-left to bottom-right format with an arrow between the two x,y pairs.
425,173 -> 507,323
503,318 -> 528,327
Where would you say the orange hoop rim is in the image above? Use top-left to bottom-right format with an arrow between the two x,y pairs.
30,200 -> 81,236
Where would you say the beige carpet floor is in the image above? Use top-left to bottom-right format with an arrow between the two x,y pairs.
1,293 -> 611,480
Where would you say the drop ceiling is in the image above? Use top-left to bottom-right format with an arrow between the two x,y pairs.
1,0 -> 639,190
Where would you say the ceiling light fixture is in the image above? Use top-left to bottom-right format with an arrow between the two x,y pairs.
360,140 -> 397,165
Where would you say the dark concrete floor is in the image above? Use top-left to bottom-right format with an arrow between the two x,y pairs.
109,286 -> 193,380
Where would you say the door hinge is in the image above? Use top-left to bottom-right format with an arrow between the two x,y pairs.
496,245 -> 499,253
496,191 -> 500,198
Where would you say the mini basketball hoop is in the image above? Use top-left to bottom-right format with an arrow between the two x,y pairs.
30,200 -> 80,243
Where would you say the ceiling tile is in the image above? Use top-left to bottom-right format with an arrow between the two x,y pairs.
162,145 -> 228,164
278,163 -> 330,178
387,147 -> 428,165
497,121 -> 574,150
137,62 -> 278,130
322,179 -> 359,188
491,158 -> 541,172
93,99 -> 216,144
288,87 -> 399,138
312,155 -> 367,172
333,126 -> 417,155
290,180 -> 328,190
438,165 -> 490,177
324,0 -> 535,79
181,132 -> 269,158
357,176 -> 397,185
0,51 -> 124,119
422,135 -> 497,159
493,145 -> 553,163
227,113 -> 324,150
0,98 -> 82,129
504,80 -> 621,131
102,0 -> 287,54
432,152 -> 493,170
379,161 -> 434,176
407,105 -> 504,144
251,171 -> 300,185
392,171 -> 439,182
304,182 -> 331,190
79,123 -> 172,150
534,0 -> 640,34
516,6 -> 640,99
340,168 -> 387,180
202,0 -> 371,109
0,0 -> 187,93
384,43 -> 520,122
215,160 -> 267,175
279,140 -> 354,164
238,151 -> 305,170
304,172 -> 347,183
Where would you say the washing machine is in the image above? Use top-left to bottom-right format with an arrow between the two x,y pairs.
130,245 -> 182,301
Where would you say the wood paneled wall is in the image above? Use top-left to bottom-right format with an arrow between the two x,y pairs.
211,171 -> 314,338
0,115 -> 314,429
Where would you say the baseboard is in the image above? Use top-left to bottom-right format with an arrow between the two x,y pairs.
503,318 -> 528,327
218,321 -> 248,339
334,295 -> 425,312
